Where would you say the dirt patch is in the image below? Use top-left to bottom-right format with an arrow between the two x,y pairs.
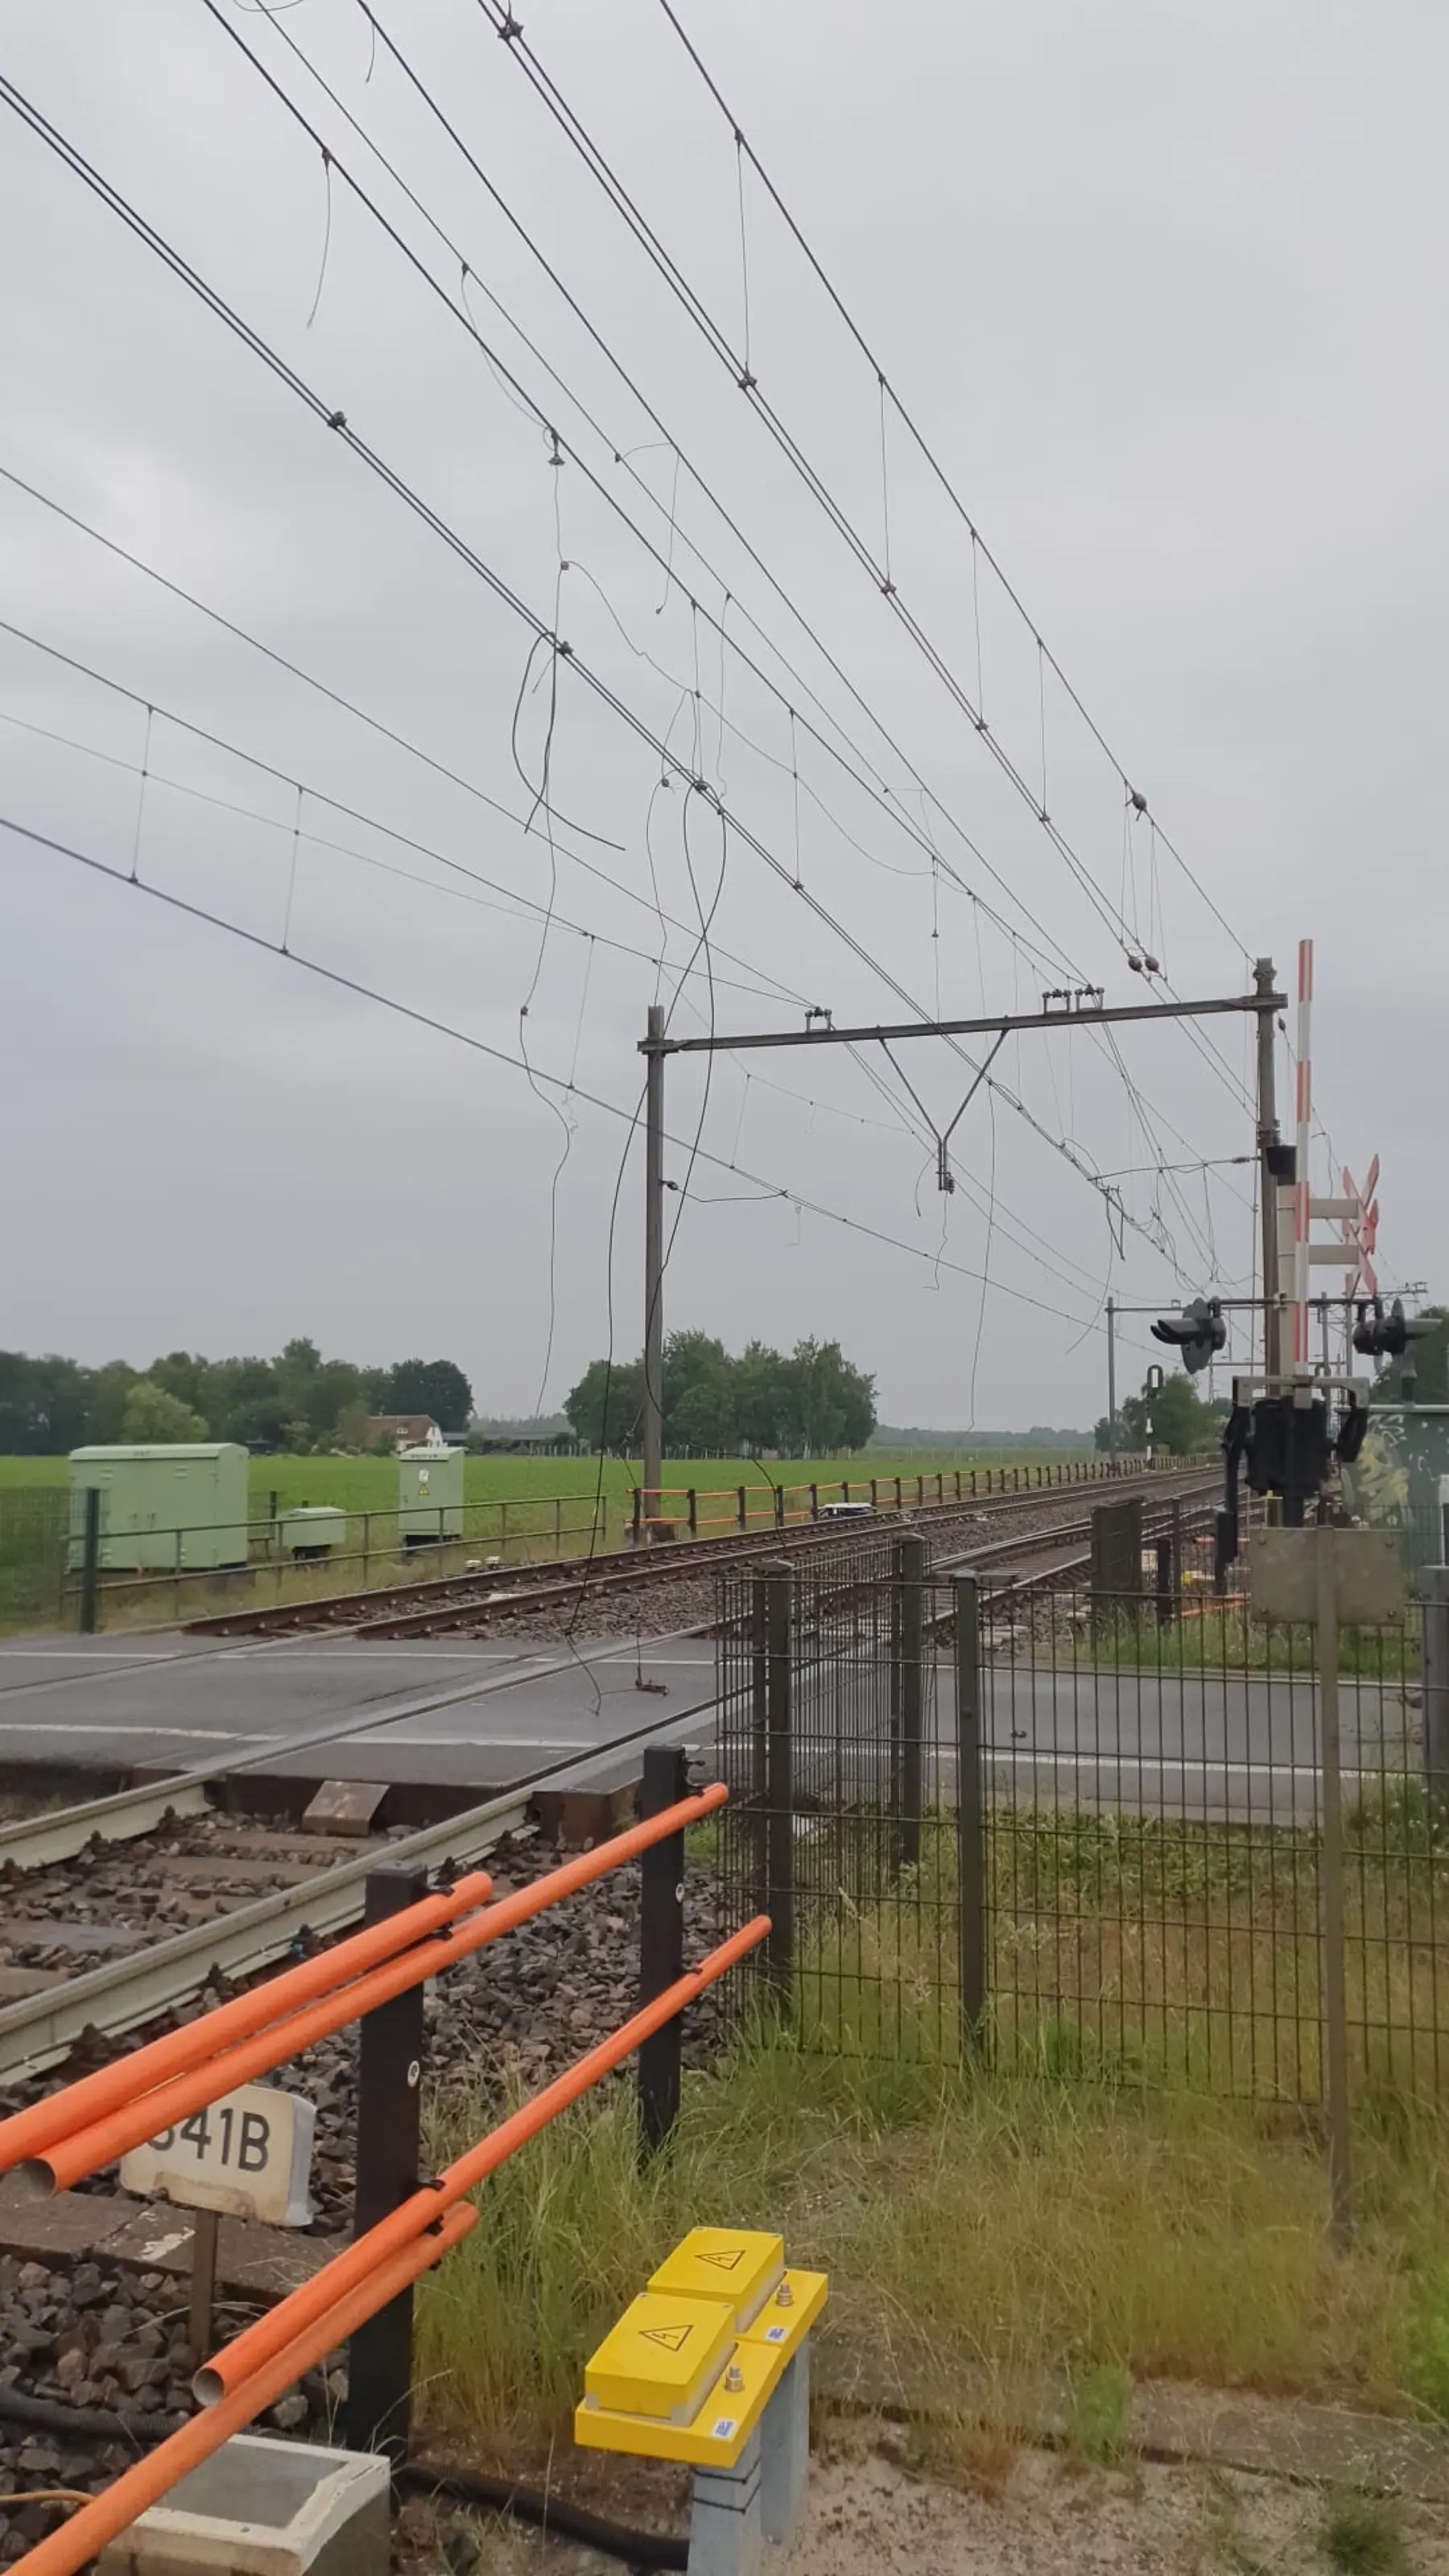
782,2444 -> 1449,2575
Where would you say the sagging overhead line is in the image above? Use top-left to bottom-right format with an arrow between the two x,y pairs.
0,68 -> 1216,1292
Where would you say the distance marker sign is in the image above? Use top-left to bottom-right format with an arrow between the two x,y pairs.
119,2081 -> 316,2227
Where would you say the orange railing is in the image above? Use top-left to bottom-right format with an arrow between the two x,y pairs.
2,1785 -> 766,2576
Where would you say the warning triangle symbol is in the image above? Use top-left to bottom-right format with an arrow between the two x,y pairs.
640,2324 -> 693,2351
697,2248 -> 745,2272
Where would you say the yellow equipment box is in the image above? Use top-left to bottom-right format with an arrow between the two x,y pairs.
582,2292 -> 735,2428
738,2266 -> 829,2369
647,2227 -> 784,2328
576,2332 -> 782,2469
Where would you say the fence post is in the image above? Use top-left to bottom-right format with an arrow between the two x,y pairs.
555,1495 -> 563,1554
78,1487 -> 101,1636
1423,1567 -> 1449,1794
894,1476 -> 902,1512
955,1471 -> 962,1501
809,1483 -> 818,1521
1154,1536 -> 1175,1625
1315,1538 -> 1352,2252
764,1565 -> 794,2000
361,1512 -> 371,1587
638,1743 -> 689,2157
953,1574 -> 986,2050
632,1487 -> 642,1546
344,1864 -> 427,2458
738,1485 -> 748,1531
687,1488 -> 698,1537
897,1534 -> 926,1868
870,1478 -> 878,1507
774,1484 -> 785,1531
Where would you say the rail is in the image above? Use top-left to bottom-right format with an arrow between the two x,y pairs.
0,1781 -> 766,2576
39,1452 -> 1198,1633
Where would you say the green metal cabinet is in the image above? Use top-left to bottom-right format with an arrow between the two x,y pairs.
278,1505 -> 348,1560
68,1445 -> 250,1570
398,1445 -> 464,1544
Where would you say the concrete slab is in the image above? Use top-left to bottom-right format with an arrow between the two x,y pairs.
95,2434 -> 389,2576
0,2174 -> 331,2299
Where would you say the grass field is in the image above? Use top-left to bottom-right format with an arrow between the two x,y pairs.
0,1443 -> 1106,1633
0,1447 -> 1090,1507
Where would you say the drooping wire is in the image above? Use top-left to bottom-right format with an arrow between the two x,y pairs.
304,147 -> 333,328
128,701 -> 153,882
4,64 -> 1227,1276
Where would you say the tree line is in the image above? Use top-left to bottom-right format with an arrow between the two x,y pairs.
0,1344 -> 474,1455
565,1331 -> 877,1455
1095,1373 -> 1229,1456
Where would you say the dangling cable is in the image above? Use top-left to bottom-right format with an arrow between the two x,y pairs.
128,703 -> 153,883
304,147 -> 333,329
279,782 -> 304,952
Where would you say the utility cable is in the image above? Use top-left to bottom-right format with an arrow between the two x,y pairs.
2,806 -> 1139,1339
0,77 -> 1199,1281
472,0 -> 1261,1125
195,0 -> 1084,990
648,0 -> 1253,960
0,625 -> 795,1009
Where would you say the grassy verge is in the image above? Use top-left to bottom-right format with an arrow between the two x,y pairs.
760,1799 -> 1449,2103
412,2026 -> 1449,2462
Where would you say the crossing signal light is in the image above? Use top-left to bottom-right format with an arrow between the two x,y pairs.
1352,1298 -> 1434,1360
1151,1295 -> 1227,1375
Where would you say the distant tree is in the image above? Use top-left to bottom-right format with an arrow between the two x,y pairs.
84,1361 -> 141,1445
122,1379 -> 208,1443
149,1352 -> 213,1428
383,1358 -> 473,1430
335,1401 -> 371,1453
564,1356 -> 643,1453
1094,1413 -> 1130,1453
1121,1373 -> 1220,1456
0,1354 -> 91,1453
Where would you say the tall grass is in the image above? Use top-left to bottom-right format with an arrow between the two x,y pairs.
412,2026 -> 1449,2461
747,1799 -> 1449,2107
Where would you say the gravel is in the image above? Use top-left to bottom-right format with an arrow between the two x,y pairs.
0,1832 -> 725,2546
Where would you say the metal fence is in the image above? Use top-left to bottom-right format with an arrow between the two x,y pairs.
714,1509 -> 1447,2112
0,1487 -> 71,1627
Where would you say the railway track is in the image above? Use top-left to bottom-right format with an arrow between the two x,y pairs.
0,1472 -> 1216,2082
186,1467 -> 1214,1641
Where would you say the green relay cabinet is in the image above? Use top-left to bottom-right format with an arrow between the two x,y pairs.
398,1443 -> 464,1544
68,1445 -> 250,1570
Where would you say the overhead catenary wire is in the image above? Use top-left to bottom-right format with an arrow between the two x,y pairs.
2,805 -> 1170,1348
308,0 -> 1096,985
468,0 -> 1264,1129
0,77 -> 1210,1289
0,628 -> 799,1011
646,0 -> 1253,961
192,0 -> 1088,993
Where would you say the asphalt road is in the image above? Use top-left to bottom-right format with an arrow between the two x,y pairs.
0,1633 -> 1419,1823
0,1630 -> 718,1791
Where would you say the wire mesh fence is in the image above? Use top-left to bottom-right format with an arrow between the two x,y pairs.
0,1487 -> 71,1628
714,1505 -> 1447,2107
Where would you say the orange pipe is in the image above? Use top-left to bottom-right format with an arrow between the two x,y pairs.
8,2203 -> 477,2576
27,1784 -> 731,2196
197,1912 -> 769,2407
0,1868 -> 495,2177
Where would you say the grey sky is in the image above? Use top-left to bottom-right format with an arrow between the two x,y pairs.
2,0 -> 1442,1428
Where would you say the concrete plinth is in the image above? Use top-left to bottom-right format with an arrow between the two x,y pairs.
687,2426 -> 762,2576
759,2343 -> 811,2549
95,2434 -> 390,2576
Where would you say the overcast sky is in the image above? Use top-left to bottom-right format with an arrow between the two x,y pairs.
2,0 -> 1443,1430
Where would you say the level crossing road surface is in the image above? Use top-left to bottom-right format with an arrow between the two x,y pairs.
0,1635 -> 1420,1822
0,1631 -> 720,1794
